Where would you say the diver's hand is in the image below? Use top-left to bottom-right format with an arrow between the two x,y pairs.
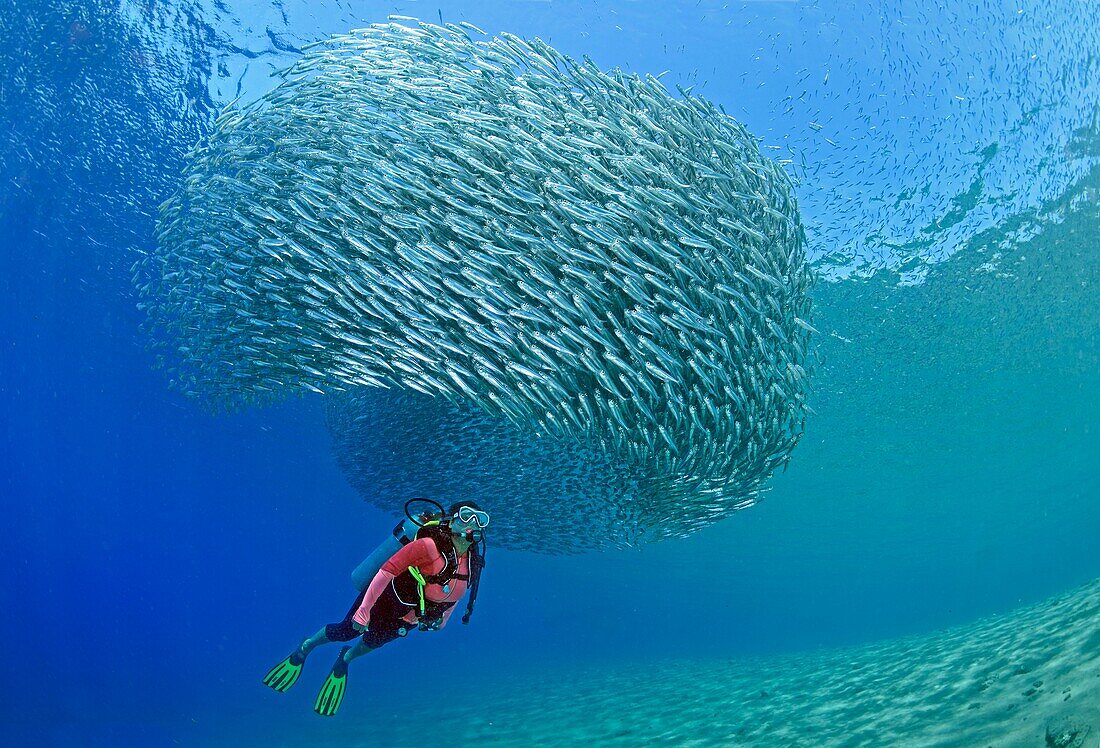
418,619 -> 441,632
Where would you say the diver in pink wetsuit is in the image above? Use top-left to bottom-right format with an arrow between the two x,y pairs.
262,500 -> 488,716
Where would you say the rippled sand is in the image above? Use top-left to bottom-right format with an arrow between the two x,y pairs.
307,579 -> 1097,747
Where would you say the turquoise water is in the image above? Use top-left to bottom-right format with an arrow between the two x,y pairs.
1,1 -> 1097,745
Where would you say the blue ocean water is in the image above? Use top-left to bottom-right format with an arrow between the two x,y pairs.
1,1 -> 1097,745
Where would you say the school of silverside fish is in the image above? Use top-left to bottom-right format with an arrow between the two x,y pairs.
136,19 -> 816,551
326,387 -> 657,552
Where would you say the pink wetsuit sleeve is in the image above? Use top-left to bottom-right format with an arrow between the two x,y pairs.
352,538 -> 437,627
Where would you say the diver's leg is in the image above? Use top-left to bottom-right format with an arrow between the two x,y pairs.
263,635 -> 313,692
313,623 -> 403,713
341,612 -> 411,666
263,626 -> 331,692
312,621 -> 394,716
342,637 -> 374,663
313,592 -> 411,715
299,626 -> 329,655
312,585 -> 373,648
265,588 -> 371,693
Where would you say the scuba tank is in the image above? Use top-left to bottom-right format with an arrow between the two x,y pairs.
350,517 -> 417,591
349,498 -> 486,625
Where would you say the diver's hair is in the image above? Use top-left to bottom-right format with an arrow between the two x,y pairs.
447,499 -> 483,516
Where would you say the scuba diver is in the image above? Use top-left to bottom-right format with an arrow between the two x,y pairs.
262,498 -> 488,716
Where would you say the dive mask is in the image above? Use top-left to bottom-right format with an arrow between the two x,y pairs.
456,506 -> 490,529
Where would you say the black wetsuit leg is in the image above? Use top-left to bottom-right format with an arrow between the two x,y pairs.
324,584 -> 415,649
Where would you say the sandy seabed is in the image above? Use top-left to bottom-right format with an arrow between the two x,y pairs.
293,579 -> 1098,747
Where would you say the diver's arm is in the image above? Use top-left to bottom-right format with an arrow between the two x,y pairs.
351,570 -> 393,628
351,538 -> 436,627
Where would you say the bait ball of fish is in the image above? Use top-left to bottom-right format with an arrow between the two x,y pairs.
136,20 -> 815,551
